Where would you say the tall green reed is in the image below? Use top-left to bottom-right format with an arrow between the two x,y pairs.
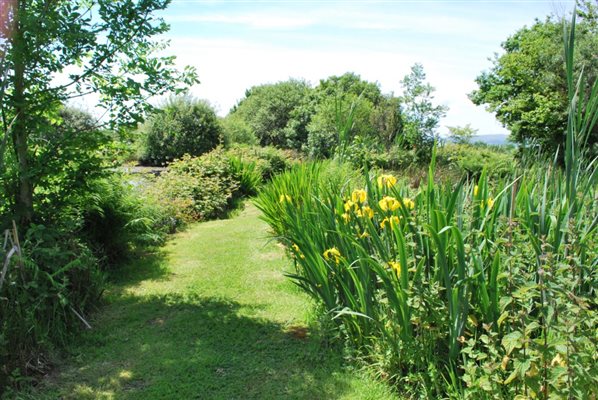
255,11 -> 596,398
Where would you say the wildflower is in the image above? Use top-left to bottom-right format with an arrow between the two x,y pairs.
379,196 -> 400,211
351,189 -> 367,203
377,174 -> 397,189
380,216 -> 400,229
291,243 -> 305,259
279,194 -> 292,204
360,206 -> 374,219
323,247 -> 342,264
401,197 -> 415,210
487,197 -> 495,209
388,261 -> 401,277
341,213 -> 351,223
344,200 -> 357,212
473,185 -> 479,196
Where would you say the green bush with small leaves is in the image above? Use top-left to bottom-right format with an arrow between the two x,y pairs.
139,97 -> 223,166
437,143 -> 515,178
147,149 -> 240,223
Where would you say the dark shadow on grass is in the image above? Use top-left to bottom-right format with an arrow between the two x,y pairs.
36,293 -> 366,400
106,249 -> 172,289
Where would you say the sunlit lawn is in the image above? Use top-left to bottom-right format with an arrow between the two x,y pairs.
21,204 -> 395,400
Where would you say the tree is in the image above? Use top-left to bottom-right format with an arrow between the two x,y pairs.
447,124 -> 478,144
230,79 -> 314,150
306,73 -> 382,158
469,14 -> 597,157
399,63 -> 448,158
370,95 -> 403,149
140,97 -> 223,166
0,0 -> 198,224
315,72 -> 383,106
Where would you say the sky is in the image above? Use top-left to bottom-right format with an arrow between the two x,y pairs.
161,0 -> 574,137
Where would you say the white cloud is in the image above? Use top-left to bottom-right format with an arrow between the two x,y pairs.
167,13 -> 316,30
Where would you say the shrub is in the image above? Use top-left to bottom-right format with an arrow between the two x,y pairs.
221,114 -> 258,146
224,145 -> 297,181
229,79 -> 314,150
147,149 -> 240,223
1,225 -> 103,388
81,176 -> 169,267
437,143 -> 515,178
139,96 -> 222,166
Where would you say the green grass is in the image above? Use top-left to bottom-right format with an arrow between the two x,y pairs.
18,204 -> 395,400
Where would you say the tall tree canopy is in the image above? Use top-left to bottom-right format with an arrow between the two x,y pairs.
230,79 -> 314,150
306,73 -> 382,158
0,0 -> 197,223
399,63 -> 447,158
470,10 -> 598,156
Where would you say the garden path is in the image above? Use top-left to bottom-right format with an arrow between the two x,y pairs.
23,204 -> 394,399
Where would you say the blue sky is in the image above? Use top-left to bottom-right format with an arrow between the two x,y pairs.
161,0 -> 574,136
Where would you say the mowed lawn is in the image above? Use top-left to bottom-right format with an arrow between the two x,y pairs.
22,204 -> 395,400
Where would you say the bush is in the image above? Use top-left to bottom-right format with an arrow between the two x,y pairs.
139,97 -> 223,166
221,114 -> 258,146
1,106 -> 175,387
147,149 -> 240,223
81,176 -> 170,267
437,143 -> 515,178
224,145 -> 297,181
1,225 -> 103,388
229,79 -> 314,150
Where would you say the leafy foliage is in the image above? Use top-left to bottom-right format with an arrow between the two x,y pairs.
1,225 -> 103,389
0,0 -> 198,223
437,143 -> 515,178
146,149 -> 240,223
139,96 -> 223,166
230,79 -> 314,150
470,16 -> 598,158
224,145 -> 296,181
221,113 -> 258,146
256,156 -> 597,398
399,63 -> 448,160
447,124 -> 478,144
255,14 -> 598,397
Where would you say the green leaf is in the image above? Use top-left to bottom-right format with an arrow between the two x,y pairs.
502,331 -> 523,355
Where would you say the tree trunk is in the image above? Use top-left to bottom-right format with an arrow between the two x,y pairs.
11,0 -> 33,225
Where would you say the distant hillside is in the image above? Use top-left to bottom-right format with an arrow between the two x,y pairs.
472,134 -> 510,145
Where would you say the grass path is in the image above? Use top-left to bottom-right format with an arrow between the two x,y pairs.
24,204 -> 395,399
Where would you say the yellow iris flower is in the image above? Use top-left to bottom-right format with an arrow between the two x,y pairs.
351,189 -> 367,203
291,243 -> 305,259
323,247 -> 342,264
401,198 -> 415,210
388,261 -> 401,277
377,174 -> 397,188
380,216 -> 400,229
279,194 -> 292,204
379,196 -> 400,211
360,206 -> 374,219
344,200 -> 357,212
